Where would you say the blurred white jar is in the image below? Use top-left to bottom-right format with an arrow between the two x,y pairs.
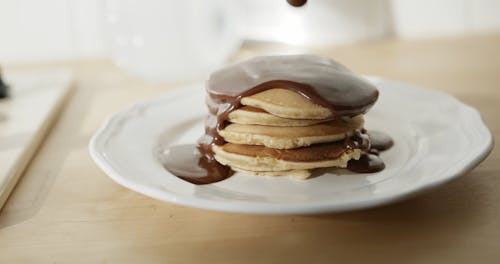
103,0 -> 240,82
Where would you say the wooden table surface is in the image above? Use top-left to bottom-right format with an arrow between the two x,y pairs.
0,34 -> 498,263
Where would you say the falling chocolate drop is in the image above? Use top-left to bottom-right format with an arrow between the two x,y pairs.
287,0 -> 308,7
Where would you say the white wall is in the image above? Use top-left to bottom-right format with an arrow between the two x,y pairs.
0,0 -> 104,63
1,0 -> 500,63
392,0 -> 500,38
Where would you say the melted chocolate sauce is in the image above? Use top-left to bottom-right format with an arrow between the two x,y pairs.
347,130 -> 394,173
199,79 -> 377,152
367,130 -> 394,151
348,153 -> 385,173
287,0 -> 307,7
201,55 -> 380,155
162,55 -> 392,184
162,145 -> 231,184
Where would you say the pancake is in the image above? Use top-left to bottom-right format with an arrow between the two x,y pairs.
231,167 -> 312,180
213,143 -> 361,172
162,55 -> 390,185
240,88 -> 333,120
228,106 -> 328,126
219,115 -> 364,149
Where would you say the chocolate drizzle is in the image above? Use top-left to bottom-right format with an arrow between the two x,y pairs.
162,55 -> 393,184
201,55 -> 380,153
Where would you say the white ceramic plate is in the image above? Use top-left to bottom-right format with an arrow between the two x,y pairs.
89,77 -> 493,214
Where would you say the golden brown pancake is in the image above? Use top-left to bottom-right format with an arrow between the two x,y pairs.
240,88 -> 333,119
219,115 -> 364,149
213,143 -> 361,175
228,106 -> 328,126
231,167 -> 312,180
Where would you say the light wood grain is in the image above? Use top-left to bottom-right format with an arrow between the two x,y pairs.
0,34 -> 498,263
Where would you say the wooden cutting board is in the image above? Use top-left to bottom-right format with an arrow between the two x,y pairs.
0,69 -> 73,210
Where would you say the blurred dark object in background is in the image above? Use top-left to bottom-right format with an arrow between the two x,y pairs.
0,67 -> 9,98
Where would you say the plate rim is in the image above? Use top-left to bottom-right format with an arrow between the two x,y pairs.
89,77 -> 494,214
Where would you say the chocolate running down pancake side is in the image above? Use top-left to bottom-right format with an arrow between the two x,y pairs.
162,55 -> 393,184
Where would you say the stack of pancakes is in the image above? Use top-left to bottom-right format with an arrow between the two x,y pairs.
212,88 -> 365,179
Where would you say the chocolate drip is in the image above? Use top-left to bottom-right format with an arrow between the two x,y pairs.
287,0 -> 307,7
162,145 -> 231,184
162,55 -> 392,184
347,154 -> 385,173
367,130 -> 394,151
347,130 -> 394,173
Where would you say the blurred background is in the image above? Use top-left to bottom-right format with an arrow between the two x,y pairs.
1,0 -> 500,82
